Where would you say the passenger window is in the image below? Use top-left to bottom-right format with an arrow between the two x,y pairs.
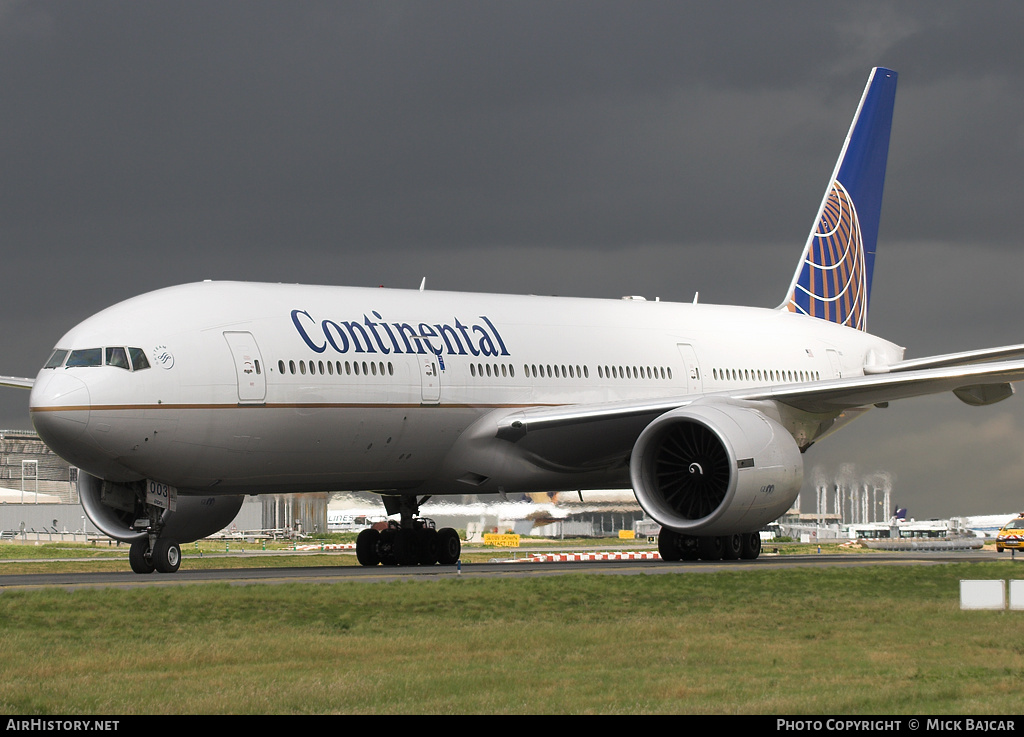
105,347 -> 130,370
128,348 -> 150,371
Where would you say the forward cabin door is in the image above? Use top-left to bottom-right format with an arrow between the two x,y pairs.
224,331 -> 267,404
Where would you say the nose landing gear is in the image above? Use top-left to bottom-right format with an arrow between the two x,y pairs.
128,537 -> 181,574
128,501 -> 181,574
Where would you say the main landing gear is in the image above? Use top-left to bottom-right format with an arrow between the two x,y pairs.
355,494 -> 461,567
658,528 -> 761,562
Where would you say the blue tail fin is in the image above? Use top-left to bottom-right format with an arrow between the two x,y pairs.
783,67 -> 897,331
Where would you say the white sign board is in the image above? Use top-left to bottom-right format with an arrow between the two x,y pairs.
1009,580 -> 1024,611
959,580 -> 1005,610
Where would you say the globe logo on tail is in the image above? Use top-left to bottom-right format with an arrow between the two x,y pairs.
786,180 -> 868,331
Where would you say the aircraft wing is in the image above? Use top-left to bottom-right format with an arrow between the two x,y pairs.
0,376 -> 34,389
493,355 -> 1024,469
875,343 -> 1024,374
749,357 -> 1024,413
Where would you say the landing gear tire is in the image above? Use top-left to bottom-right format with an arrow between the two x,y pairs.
377,528 -> 398,565
658,529 -> 682,561
740,532 -> 761,560
659,529 -> 700,561
394,528 -> 419,566
698,535 -> 724,561
356,528 -> 381,566
721,534 -> 743,560
417,527 -> 439,566
152,539 -> 181,573
436,527 -> 461,565
679,533 -> 700,560
129,541 -> 155,574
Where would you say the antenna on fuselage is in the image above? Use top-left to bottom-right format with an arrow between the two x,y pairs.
419,277 -> 426,291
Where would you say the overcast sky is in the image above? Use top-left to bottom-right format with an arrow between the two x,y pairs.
3,1 -> 1024,519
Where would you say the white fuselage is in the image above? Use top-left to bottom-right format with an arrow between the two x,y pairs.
29,281 -> 903,497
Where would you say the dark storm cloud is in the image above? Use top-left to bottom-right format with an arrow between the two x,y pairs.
3,1 -> 1024,517
0,2 -> 900,249
5,2 -> 1022,258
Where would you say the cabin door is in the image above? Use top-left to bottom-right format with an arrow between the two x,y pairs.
224,331 -> 267,404
826,349 -> 843,379
418,354 -> 441,404
677,343 -> 704,395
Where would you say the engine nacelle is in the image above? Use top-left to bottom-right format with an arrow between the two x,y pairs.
79,472 -> 244,544
629,401 -> 803,536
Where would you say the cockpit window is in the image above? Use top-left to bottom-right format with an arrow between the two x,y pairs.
128,347 -> 150,371
44,349 -> 69,369
105,347 -> 130,370
57,346 -> 152,372
66,348 -> 102,367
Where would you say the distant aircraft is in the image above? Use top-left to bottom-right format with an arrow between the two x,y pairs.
327,509 -> 388,532
5,67 -> 1024,573
957,513 -> 1023,539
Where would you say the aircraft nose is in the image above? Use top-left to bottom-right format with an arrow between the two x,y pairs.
29,372 -> 91,454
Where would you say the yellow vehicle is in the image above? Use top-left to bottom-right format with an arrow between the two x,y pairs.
995,513 -> 1024,553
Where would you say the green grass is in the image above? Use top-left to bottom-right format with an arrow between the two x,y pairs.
1,560 -> 1022,714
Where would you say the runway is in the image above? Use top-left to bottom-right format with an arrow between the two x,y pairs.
0,548 -> 1005,591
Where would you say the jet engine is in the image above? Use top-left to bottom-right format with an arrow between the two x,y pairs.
78,472 -> 244,544
629,401 -> 803,536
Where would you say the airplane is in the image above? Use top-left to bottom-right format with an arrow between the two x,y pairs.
5,66 -> 1024,574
